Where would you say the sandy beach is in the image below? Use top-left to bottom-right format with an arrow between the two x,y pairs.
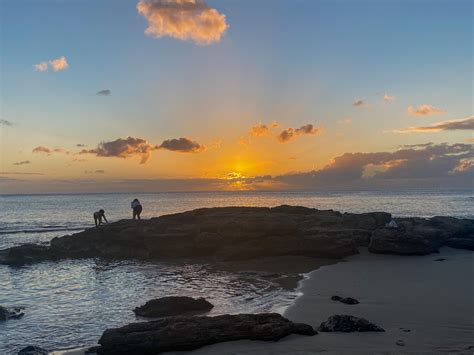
166,247 -> 473,354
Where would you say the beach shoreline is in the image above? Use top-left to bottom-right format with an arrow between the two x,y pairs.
163,247 -> 473,354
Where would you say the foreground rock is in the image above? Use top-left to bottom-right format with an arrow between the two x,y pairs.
1,206 -> 472,265
318,315 -> 384,332
0,305 -> 24,321
331,295 -> 359,304
134,296 -> 214,317
95,313 -> 316,354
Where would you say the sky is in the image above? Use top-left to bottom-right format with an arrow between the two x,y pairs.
0,0 -> 473,193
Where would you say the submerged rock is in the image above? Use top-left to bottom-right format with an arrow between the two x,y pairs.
318,314 -> 384,332
331,296 -> 359,304
133,296 -> 214,318
17,346 -> 48,355
96,313 -> 316,354
0,305 -> 24,321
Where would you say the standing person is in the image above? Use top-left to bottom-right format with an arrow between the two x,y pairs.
93,209 -> 108,227
131,198 -> 142,220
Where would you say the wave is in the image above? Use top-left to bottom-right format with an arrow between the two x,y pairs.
0,226 -> 90,235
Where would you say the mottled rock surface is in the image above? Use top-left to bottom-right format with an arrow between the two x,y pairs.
133,296 -> 214,317
318,314 -> 384,332
96,313 -> 316,354
17,346 -> 48,355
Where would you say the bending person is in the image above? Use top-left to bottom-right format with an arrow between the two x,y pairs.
131,198 -> 143,220
93,209 -> 108,227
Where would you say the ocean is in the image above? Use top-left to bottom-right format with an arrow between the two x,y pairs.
1,190 -> 473,353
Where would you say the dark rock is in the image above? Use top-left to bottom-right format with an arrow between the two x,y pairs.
396,340 -> 405,346
17,346 -> 48,355
434,258 -> 446,262
330,296 -> 359,304
445,237 -> 474,251
96,313 -> 316,354
318,315 -> 384,332
1,206 -> 472,265
399,327 -> 411,332
133,296 -> 214,318
0,305 -> 24,321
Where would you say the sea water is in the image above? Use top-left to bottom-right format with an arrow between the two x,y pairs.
0,190 -> 472,353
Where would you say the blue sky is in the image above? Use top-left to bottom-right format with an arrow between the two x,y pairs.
1,0 -> 472,193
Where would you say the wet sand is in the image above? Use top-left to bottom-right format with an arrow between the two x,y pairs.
170,247 -> 473,354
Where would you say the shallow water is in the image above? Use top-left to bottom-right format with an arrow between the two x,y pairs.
0,190 -> 473,353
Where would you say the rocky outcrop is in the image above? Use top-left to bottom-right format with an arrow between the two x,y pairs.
331,295 -> 359,304
17,346 -> 48,355
95,313 -> 316,354
318,315 -> 384,332
133,296 -> 214,318
369,216 -> 474,255
0,305 -> 24,321
0,206 -> 472,265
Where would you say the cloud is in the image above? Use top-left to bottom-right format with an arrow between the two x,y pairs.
466,138 -> 474,143
96,89 -> 111,96
353,99 -> 367,107
34,62 -> 48,72
49,56 -> 69,72
383,93 -> 395,102
275,143 -> 473,189
0,171 -> 44,176
158,137 -> 205,152
0,119 -> 14,126
394,116 -> 474,133
278,124 -> 322,143
85,169 -> 105,174
137,0 -> 229,45
80,136 -> 157,164
407,104 -> 445,117
32,146 -> 52,154
76,144 -> 86,147
13,160 -> 31,166
337,118 -> 352,125
249,122 -> 279,137
34,56 -> 69,72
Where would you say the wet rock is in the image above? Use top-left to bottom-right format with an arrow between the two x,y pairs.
133,296 -> 214,318
399,327 -> 411,332
0,305 -> 24,321
0,244 -> 55,265
445,237 -> 474,251
318,315 -> 384,332
331,296 -> 359,305
17,346 -> 48,355
96,313 -> 316,354
434,258 -> 446,262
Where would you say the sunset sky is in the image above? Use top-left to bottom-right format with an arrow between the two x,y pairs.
1,0 -> 472,193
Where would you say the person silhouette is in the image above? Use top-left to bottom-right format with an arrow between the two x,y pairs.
131,199 -> 142,220
93,209 -> 108,227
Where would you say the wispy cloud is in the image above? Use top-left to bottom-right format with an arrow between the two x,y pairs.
353,99 -> 367,108
158,137 -> 205,153
34,62 -> 48,72
13,160 -> 31,166
383,93 -> 395,102
407,104 -> 445,117
32,146 -> 52,154
137,0 -> 229,45
96,89 -> 111,96
85,169 -> 105,174
0,119 -> 14,126
394,116 -> 474,133
76,144 -> 86,147
249,122 -> 279,137
278,124 -> 322,143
